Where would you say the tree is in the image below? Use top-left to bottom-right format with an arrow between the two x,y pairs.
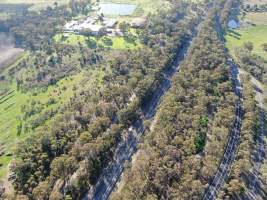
33,181 -> 50,200
50,155 -> 77,180
243,41 -> 253,52
262,43 -> 267,52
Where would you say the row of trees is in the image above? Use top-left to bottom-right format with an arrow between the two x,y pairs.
217,74 -> 257,199
8,1 -> 202,199
111,3 -> 238,199
242,4 -> 267,12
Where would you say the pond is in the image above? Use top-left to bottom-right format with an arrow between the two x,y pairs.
98,3 -> 137,16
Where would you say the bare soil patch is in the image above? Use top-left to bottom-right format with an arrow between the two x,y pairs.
0,47 -> 24,72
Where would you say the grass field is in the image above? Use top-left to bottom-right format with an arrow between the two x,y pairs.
225,10 -> 267,60
226,26 -> 267,60
54,33 -> 142,50
0,0 -> 69,10
0,72 -> 85,178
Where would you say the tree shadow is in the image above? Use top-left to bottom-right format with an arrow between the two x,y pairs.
228,29 -> 242,40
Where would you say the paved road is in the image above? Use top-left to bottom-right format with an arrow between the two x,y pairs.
202,59 -> 244,200
82,14 -> 207,200
243,78 -> 266,200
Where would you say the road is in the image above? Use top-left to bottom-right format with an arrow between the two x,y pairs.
202,59 -> 244,200
243,77 -> 266,200
82,14 -> 207,200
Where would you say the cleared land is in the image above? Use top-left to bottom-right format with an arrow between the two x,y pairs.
0,0 -> 69,10
226,26 -> 267,60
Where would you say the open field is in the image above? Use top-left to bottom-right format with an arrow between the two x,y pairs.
226,10 -> 267,60
54,33 -> 142,49
0,0 -> 69,10
226,25 -> 267,60
0,72 -> 86,178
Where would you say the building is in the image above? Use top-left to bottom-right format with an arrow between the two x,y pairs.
104,19 -> 118,28
63,17 -> 119,36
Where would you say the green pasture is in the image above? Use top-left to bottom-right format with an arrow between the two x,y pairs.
225,25 -> 267,60
0,72 -> 85,178
54,33 -> 142,50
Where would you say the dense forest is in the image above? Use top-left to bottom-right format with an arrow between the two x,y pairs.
5,1 -> 205,199
111,1 -> 239,199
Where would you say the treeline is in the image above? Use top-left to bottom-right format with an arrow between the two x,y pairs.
217,74 -> 257,199
8,2 -> 202,200
111,6 -> 237,200
242,3 -> 267,12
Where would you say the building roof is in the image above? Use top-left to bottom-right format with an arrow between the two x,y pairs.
105,19 -> 118,28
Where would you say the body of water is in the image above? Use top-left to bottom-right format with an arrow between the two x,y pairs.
98,3 -> 137,15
